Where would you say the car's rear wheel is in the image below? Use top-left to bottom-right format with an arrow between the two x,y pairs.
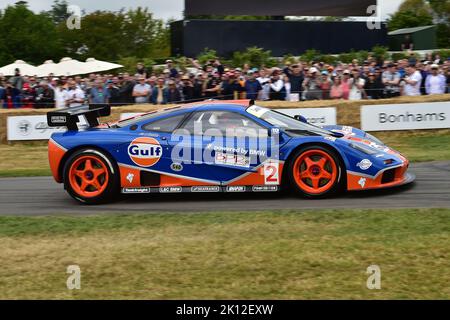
63,149 -> 119,204
288,146 -> 344,198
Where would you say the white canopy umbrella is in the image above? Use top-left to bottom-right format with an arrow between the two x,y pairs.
0,60 -> 38,76
53,57 -> 92,76
35,60 -> 59,77
85,58 -> 123,73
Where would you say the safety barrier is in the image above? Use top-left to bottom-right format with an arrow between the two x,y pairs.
1,94 -> 449,143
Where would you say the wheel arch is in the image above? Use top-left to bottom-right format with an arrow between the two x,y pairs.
59,145 -> 119,181
282,142 -> 348,187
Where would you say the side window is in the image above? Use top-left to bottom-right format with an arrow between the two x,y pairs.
142,114 -> 185,132
181,111 -> 267,137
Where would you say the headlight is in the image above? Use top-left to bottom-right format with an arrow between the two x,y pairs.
350,142 -> 378,155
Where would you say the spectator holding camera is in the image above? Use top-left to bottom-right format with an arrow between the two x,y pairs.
303,67 -> 322,100
348,69 -> 366,100
269,69 -> 285,101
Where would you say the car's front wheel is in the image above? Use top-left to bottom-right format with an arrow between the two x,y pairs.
63,149 -> 119,204
287,146 -> 344,198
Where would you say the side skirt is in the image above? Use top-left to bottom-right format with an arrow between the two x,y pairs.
121,185 -> 279,194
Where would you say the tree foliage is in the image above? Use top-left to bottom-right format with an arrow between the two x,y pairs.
387,0 -> 434,31
0,2 -> 63,65
0,1 -> 171,66
387,0 -> 450,48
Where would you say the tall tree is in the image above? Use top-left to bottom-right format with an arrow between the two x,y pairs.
387,0 -> 433,31
0,2 -> 62,65
48,0 -> 70,24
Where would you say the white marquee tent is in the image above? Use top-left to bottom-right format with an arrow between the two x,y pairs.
35,60 -> 58,77
85,58 -> 123,73
0,60 -> 38,76
1,57 -> 124,77
52,57 -> 93,76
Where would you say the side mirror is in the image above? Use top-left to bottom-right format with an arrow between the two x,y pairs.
294,115 -> 308,123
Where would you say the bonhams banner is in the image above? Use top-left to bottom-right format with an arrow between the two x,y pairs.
361,102 -> 450,132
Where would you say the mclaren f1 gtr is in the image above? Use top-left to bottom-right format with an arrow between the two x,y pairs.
47,100 -> 415,204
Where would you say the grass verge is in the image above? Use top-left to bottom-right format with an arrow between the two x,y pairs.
0,209 -> 449,299
1,130 -> 450,178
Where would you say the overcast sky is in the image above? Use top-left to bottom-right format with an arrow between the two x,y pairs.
1,0 -> 403,21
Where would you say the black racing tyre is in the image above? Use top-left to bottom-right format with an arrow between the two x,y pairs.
63,148 -> 120,205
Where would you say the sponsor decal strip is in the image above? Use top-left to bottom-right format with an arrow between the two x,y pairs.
121,186 -> 278,194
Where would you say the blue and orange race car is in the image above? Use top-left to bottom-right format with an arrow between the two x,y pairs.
47,100 -> 415,204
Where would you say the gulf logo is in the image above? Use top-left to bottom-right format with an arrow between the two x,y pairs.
128,137 -> 163,167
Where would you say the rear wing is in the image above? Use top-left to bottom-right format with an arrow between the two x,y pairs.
47,104 -> 111,131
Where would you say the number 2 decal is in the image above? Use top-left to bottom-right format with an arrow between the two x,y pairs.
264,162 -> 279,185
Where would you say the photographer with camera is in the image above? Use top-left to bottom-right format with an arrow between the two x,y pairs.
303,67 -> 322,100
268,69 -> 285,101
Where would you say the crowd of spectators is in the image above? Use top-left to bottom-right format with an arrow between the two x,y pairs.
1,53 -> 449,109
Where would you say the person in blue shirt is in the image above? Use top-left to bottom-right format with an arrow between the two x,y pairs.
89,80 -> 110,104
244,70 -> 263,100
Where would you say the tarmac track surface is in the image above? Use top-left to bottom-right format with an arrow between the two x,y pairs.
0,161 -> 449,216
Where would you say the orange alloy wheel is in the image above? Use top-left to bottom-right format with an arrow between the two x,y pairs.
292,149 -> 338,195
68,155 -> 110,198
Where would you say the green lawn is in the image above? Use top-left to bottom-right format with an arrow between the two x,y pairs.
0,209 -> 449,299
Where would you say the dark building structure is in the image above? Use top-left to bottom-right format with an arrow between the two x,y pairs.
171,19 -> 388,57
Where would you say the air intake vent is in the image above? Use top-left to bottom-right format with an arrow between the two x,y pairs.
381,169 -> 396,184
140,171 -> 161,186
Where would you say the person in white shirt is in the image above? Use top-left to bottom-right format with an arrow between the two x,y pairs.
257,69 -> 271,101
402,65 -> 422,96
54,80 -> 69,109
348,69 -> 366,100
66,80 -> 85,107
425,64 -> 446,95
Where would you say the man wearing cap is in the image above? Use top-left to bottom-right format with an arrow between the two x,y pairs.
303,67 -> 321,100
425,64 -> 446,95
244,70 -> 262,100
